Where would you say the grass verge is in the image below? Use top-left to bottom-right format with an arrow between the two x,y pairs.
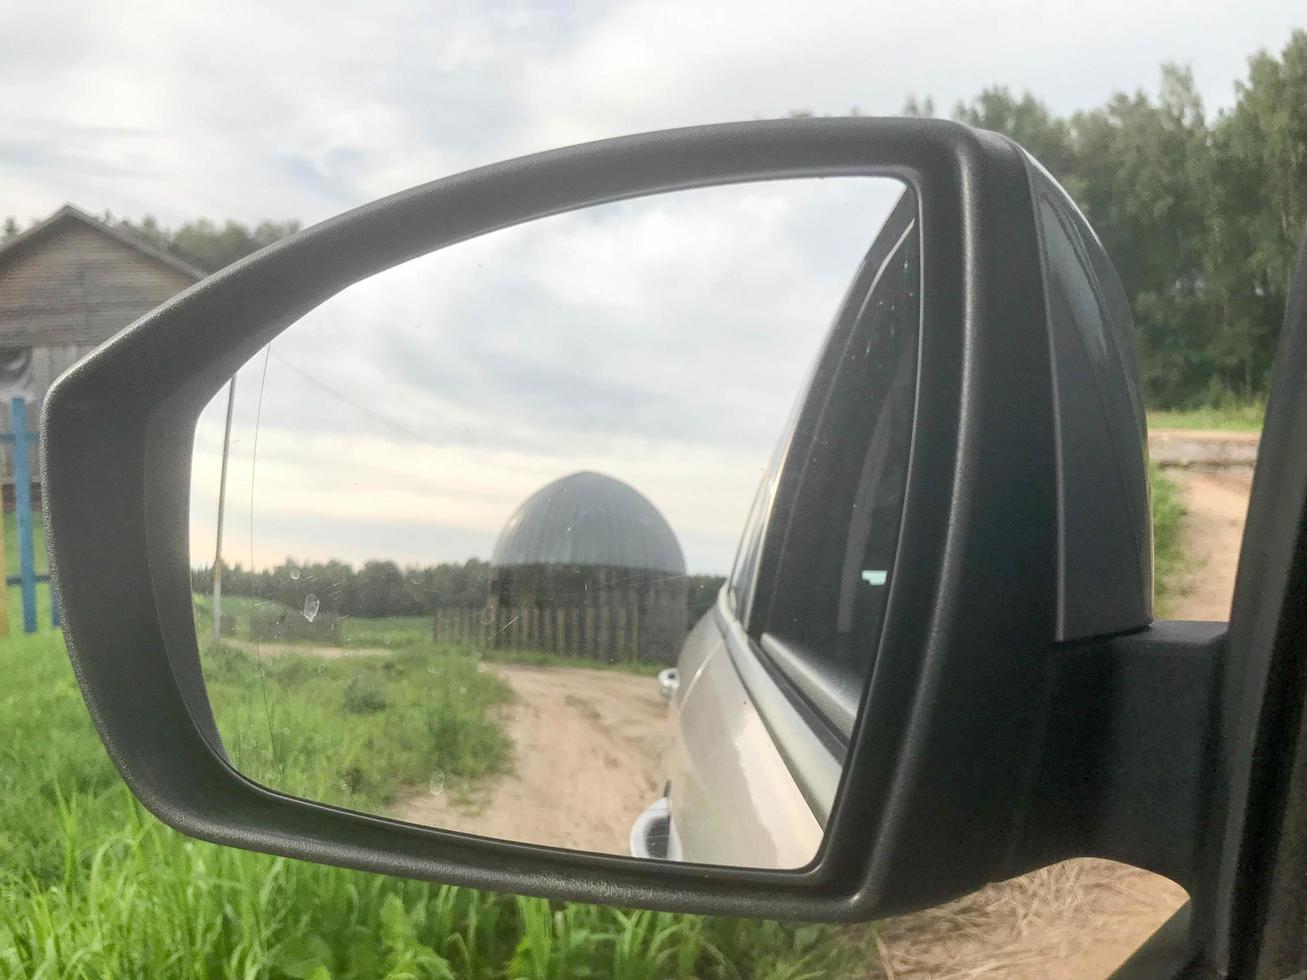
1147,401 -> 1265,432
1150,462 -> 1188,615
203,644 -> 512,812
1,628 -> 866,978
194,592 -> 668,677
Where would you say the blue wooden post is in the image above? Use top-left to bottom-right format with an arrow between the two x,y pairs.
12,397 -> 36,634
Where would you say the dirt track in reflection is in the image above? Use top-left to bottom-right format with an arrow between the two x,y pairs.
396,663 -> 668,855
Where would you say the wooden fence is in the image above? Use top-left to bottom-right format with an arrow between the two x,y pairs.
433,605 -> 649,662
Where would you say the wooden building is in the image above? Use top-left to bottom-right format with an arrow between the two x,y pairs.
0,205 -> 204,498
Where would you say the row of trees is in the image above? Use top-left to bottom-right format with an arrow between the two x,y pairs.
1,213 -> 300,274
193,558 -> 727,625
919,31 -> 1307,407
10,32 -> 1303,408
109,215 -> 302,273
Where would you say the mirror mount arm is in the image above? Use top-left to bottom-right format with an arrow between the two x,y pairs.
1012,621 -> 1225,896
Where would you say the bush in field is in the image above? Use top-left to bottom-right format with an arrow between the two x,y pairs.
343,676 -> 389,715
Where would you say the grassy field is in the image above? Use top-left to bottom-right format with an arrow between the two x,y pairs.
1147,401 -> 1265,432
1150,464 -> 1188,616
0,626 -> 869,978
193,593 -> 434,651
203,643 -> 513,812
193,592 -> 665,677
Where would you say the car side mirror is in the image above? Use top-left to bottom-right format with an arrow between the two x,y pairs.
44,118 -> 1188,922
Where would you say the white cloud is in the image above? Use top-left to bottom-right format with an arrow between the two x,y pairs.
6,0 -> 1304,574
188,177 -> 902,573
4,1 -> 1301,222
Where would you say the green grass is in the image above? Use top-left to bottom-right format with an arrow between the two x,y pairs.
1147,401 -> 1265,432
202,644 -> 513,812
196,593 -> 451,652
1150,462 -> 1188,615
193,593 -> 667,677
0,627 -> 867,978
338,615 -> 434,649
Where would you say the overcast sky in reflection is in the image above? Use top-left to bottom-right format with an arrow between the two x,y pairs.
189,179 -> 902,573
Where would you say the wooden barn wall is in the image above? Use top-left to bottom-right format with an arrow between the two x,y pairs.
0,223 -> 198,483
0,222 -> 196,348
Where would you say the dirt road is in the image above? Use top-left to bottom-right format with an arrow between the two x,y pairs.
225,638 -> 390,660
397,664 -> 667,855
1166,468 -> 1254,621
1148,428 -> 1259,469
873,464 -> 1253,978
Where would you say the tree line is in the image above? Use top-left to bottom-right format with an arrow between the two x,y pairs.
906,30 -> 1307,407
192,558 -> 727,625
1,212 -> 300,274
9,31 -> 1303,408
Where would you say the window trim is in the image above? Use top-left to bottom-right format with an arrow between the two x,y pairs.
740,194 -> 921,744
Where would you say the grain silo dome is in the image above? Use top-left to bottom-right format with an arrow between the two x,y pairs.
491,471 -> 685,574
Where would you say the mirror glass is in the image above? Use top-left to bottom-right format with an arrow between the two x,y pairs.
189,176 -> 918,870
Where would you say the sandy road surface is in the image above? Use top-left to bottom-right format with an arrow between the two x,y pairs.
1149,427 -> 1259,469
1166,468 -> 1254,621
397,664 -> 667,855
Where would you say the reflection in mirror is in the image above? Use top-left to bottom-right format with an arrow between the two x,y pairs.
189,177 -> 918,870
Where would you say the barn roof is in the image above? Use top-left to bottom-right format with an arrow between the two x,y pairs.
0,204 -> 206,282
492,471 -> 686,574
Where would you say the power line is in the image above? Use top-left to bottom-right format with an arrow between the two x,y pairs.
268,347 -> 446,450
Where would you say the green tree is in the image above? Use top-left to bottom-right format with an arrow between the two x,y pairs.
900,94 -> 936,118
1069,66 -> 1214,406
114,215 -> 301,273
1203,30 -> 1307,401
953,87 -> 1077,181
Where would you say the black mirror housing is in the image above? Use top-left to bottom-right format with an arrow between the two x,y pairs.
44,118 -> 1161,921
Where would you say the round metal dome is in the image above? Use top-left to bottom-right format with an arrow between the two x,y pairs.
491,471 -> 685,573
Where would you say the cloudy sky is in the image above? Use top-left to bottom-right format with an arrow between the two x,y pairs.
188,178 -> 905,573
4,1 -> 1303,574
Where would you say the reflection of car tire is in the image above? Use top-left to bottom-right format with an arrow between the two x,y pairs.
658,668 -> 679,701
629,796 -> 672,859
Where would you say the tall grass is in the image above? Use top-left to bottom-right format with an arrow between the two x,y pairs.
202,644 -> 512,812
193,594 -> 434,651
1150,463 -> 1188,615
1147,400 -> 1265,432
0,628 -> 866,978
